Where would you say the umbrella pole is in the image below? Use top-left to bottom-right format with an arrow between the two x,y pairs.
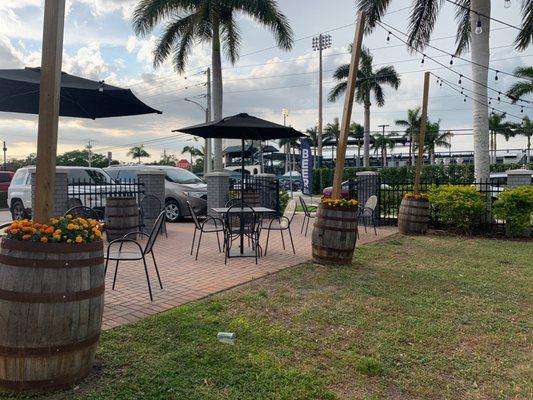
241,138 -> 245,203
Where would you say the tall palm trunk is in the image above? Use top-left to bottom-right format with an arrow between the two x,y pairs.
527,135 -> 531,164
430,150 -> 435,165
470,0 -> 491,182
363,103 -> 371,167
211,14 -> 223,171
408,133 -> 413,166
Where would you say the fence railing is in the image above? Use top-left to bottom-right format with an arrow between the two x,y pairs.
229,175 -> 280,214
67,179 -> 144,210
377,179 -> 505,233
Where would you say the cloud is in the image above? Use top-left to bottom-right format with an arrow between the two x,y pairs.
76,0 -> 137,19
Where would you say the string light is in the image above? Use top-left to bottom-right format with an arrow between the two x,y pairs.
498,92 -> 501,103
421,54 -> 425,65
504,0 -> 511,8
449,55 -> 454,65
475,14 -> 483,35
386,31 -> 391,43
458,75 -> 462,84
495,70 -> 499,81
521,106 -> 524,113
98,80 -> 105,92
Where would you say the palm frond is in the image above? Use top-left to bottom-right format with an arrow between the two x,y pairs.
153,13 -> 197,68
373,66 -> 401,88
407,0 -> 443,51
514,66 -> 533,79
332,64 -> 350,80
170,15 -> 197,72
355,0 -> 393,31
453,0 -> 471,55
220,7 -> 241,64
515,0 -> 533,51
372,83 -> 385,107
328,82 -> 347,102
132,0 -> 196,36
506,81 -> 533,103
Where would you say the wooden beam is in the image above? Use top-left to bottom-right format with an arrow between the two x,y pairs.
34,0 -> 66,223
413,72 -> 430,195
332,12 -> 365,198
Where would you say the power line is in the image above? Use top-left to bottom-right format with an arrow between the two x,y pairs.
444,0 -> 525,32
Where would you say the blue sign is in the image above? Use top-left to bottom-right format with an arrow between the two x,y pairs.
300,139 -> 313,196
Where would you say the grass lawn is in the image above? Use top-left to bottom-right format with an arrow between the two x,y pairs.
5,235 -> 532,400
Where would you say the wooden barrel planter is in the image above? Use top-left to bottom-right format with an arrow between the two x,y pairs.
312,204 -> 358,265
398,197 -> 430,235
105,197 -> 139,241
0,239 -> 105,392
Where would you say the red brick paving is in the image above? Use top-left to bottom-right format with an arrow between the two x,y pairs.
102,214 -> 397,330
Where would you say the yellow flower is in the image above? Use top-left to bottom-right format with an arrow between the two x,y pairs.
53,234 -> 61,241
40,236 -> 48,243
10,228 -> 19,235
22,234 -> 31,241
54,229 -> 62,236
67,239 -> 72,244
94,230 -> 102,238
67,223 -> 76,231
66,214 -> 73,219
50,218 -> 59,225
75,236 -> 83,244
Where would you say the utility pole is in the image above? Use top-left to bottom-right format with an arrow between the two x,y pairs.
312,33 -> 332,169
378,124 -> 389,167
282,108 -> 289,174
85,139 -> 95,167
205,67 -> 212,172
2,141 -> 6,171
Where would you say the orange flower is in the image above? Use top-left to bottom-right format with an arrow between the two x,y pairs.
22,234 -> 31,241
40,236 -> 48,243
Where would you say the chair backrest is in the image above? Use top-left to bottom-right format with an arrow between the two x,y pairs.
186,201 -> 202,229
68,198 -> 83,209
224,203 -> 257,235
299,196 -> 311,216
64,206 -> 101,221
144,211 -> 166,254
364,195 -> 378,211
281,198 -> 297,228
140,194 -> 163,219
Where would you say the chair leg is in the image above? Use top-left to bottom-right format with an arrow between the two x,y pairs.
151,252 -> 163,289
280,229 -> 286,250
373,218 -> 377,235
142,256 -> 154,301
264,228 -> 271,256
301,215 -> 306,234
305,217 -> 311,236
363,217 -> 368,233
224,234 -> 228,264
104,257 -> 109,276
195,230 -> 203,261
190,228 -> 197,255
288,227 -> 295,254
112,260 -> 120,290
216,230 -> 222,252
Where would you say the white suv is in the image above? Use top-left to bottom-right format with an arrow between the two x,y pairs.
8,166 -> 118,220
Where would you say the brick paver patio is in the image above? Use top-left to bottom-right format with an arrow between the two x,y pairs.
102,214 -> 397,330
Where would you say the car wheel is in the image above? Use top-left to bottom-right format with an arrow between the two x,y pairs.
11,200 -> 27,220
165,199 -> 182,222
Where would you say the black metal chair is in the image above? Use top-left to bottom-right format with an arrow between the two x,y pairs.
223,203 -> 260,264
64,205 -> 102,221
105,211 -> 165,301
187,201 -> 225,260
139,194 -> 167,237
262,198 -> 296,256
298,196 -> 316,236
67,198 -> 83,209
358,195 -> 378,235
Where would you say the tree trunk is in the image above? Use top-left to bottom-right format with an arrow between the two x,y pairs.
430,150 -> 435,165
285,144 -> 289,173
211,14 -> 223,171
470,0 -> 491,182
408,133 -> 413,166
363,103 -> 370,167
527,135 -> 531,164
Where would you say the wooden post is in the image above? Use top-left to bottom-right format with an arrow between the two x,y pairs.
332,12 -> 365,198
34,0 -> 66,223
413,72 -> 430,195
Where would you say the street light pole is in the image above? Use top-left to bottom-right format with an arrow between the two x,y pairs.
184,97 -> 209,172
378,124 -> 389,167
312,33 -> 332,169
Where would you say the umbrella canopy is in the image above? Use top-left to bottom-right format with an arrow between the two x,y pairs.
174,113 -> 305,204
0,67 -> 161,119
173,113 -> 304,140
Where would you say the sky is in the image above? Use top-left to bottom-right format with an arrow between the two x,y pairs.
0,0 -> 531,163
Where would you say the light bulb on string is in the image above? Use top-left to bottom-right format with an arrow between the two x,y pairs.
495,71 -> 499,81
504,0 -> 511,8
386,31 -> 391,43
458,75 -> 462,84
449,55 -> 454,65
489,98 -> 492,105
421,54 -> 425,65
475,15 -> 483,35
498,92 -> 501,103
521,106 -> 524,113
463,96 -> 467,102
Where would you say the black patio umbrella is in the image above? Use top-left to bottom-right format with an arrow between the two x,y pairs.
174,113 -> 305,201
0,67 -> 161,119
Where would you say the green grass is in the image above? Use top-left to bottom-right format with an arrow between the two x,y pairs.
3,235 -> 532,400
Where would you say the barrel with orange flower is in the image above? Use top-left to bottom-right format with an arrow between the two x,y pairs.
0,214 -> 105,392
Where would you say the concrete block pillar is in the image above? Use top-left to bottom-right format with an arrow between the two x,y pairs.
138,170 -> 166,231
206,172 -> 230,217
356,171 -> 380,209
506,168 -> 532,187
30,168 -> 68,218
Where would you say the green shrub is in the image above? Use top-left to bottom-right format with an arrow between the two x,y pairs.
355,356 -> 384,376
493,186 -> 533,237
278,188 -> 289,213
429,185 -> 486,233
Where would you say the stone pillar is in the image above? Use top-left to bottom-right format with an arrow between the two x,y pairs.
138,170 -> 166,231
506,168 -> 532,188
30,168 -> 68,218
356,171 -> 380,209
205,172 -> 230,217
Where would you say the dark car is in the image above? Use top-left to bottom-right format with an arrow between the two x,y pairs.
0,171 -> 14,192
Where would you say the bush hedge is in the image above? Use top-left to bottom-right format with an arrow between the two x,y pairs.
428,185 -> 486,233
493,186 -> 533,237
312,163 -> 533,194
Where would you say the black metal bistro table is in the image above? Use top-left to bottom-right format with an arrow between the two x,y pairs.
212,207 -> 276,257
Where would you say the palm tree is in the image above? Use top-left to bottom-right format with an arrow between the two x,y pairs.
371,132 -> 396,167
350,121 -> 365,166
132,0 -> 293,171
517,116 -> 532,164
306,127 -> 319,163
395,107 -> 421,166
422,121 -> 453,165
278,137 -> 299,172
324,117 -> 341,161
356,0 -> 531,182
127,145 -> 150,164
328,46 -> 400,167
506,66 -> 533,103
182,145 -> 202,164
489,112 -> 515,164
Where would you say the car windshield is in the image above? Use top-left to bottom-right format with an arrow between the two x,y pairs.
67,169 -> 115,184
164,168 -> 204,184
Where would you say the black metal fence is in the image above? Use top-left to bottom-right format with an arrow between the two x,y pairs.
377,178 -> 505,233
229,175 -> 280,214
67,178 -> 144,210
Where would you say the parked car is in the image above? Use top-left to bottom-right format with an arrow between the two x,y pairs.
0,171 -> 14,192
8,166 -> 119,220
322,180 -> 390,199
105,165 -> 207,222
